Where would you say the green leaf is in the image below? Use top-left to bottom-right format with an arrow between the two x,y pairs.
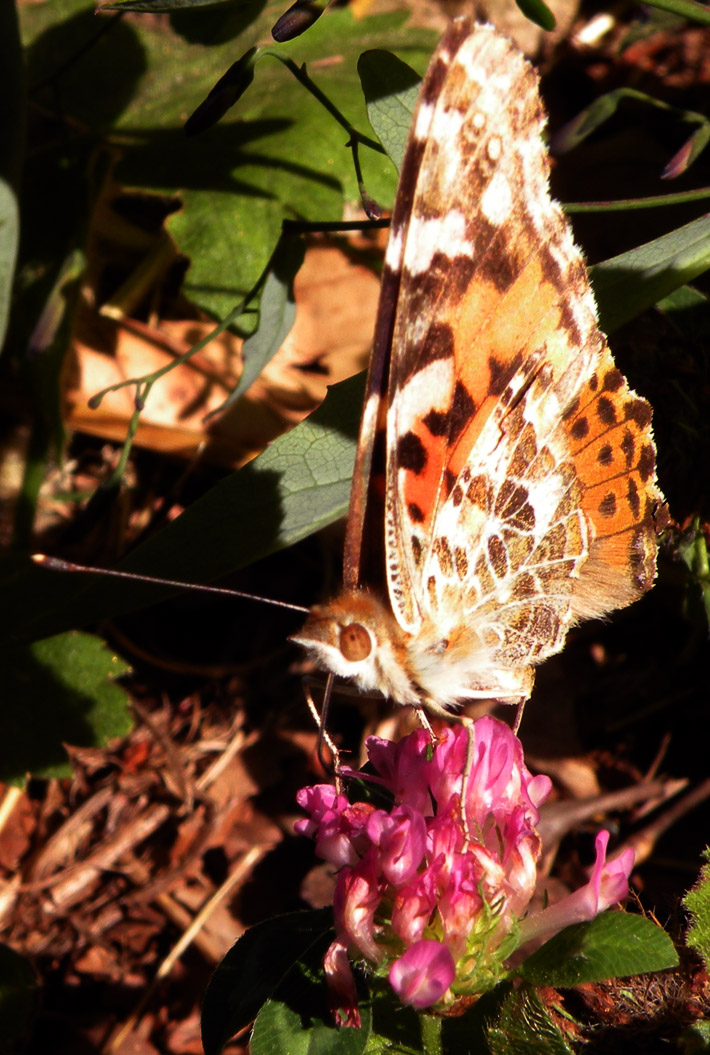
553,86 -> 710,179
15,249 -> 85,545
657,283 -> 708,316
101,0 -> 251,10
358,50 -> 421,172
514,0 -> 556,31
519,912 -> 679,987
0,631 -> 132,786
5,372 -> 363,644
553,91 -> 626,154
225,232 -> 306,408
201,908 -> 344,1055
590,214 -> 710,334
659,518 -> 710,629
0,944 -> 38,1050
441,983 -> 509,1055
20,2 -> 434,321
643,0 -> 710,25
365,989 -> 422,1054
679,1019 -> 710,1053
0,180 -> 19,355
486,983 -> 572,1055
684,849 -> 710,966
0,0 -> 24,354
252,993 -> 370,1055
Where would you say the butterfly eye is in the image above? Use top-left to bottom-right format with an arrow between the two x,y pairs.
339,623 -> 372,662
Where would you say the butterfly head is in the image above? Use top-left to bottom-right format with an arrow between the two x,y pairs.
291,590 -> 419,704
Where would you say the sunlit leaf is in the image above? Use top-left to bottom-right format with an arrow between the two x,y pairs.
0,631 -> 132,786
591,214 -> 710,333
359,49 -> 421,172
519,913 -> 678,987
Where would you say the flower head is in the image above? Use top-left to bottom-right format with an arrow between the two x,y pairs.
297,717 -> 632,1023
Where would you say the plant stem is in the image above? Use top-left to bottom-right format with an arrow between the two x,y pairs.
420,1014 -> 442,1055
278,56 -> 385,155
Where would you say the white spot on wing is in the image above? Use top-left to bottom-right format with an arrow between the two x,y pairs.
487,135 -> 502,161
385,223 -> 405,269
414,100 -> 435,142
391,358 -> 455,436
429,104 -> 465,145
404,210 -> 474,275
480,169 -> 513,226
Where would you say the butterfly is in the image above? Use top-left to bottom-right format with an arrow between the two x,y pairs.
291,18 -> 663,720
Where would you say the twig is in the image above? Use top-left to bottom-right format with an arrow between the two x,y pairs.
104,844 -> 269,1053
0,786 -> 23,839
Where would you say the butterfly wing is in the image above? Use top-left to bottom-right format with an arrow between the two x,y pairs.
380,22 -> 662,692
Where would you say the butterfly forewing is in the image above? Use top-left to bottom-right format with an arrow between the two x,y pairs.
296,19 -> 663,716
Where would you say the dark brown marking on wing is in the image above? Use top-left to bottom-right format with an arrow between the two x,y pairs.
599,492 -> 617,518
603,368 -> 623,392
596,395 -> 617,425
570,417 -> 589,441
496,480 -> 536,530
638,442 -> 656,481
597,443 -> 613,466
626,477 -> 640,518
398,432 -> 427,474
488,352 -> 524,396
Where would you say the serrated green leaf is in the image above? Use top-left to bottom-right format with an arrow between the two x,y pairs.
252,993 -> 370,1055
0,944 -> 38,1050
201,908 -> 343,1055
486,983 -> 572,1055
358,50 -> 421,172
590,214 -> 710,334
684,849 -> 710,966
0,631 -> 132,786
519,912 -> 678,987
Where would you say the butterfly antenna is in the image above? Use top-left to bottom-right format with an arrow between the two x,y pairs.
31,554 -> 310,615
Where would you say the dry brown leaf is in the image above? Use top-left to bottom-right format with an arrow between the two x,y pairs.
66,241 -> 380,467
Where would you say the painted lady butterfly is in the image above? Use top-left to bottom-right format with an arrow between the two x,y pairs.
292,19 -> 663,719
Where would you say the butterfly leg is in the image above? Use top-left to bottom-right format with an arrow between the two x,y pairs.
414,706 -> 438,742
303,675 -> 343,790
460,717 -> 476,847
512,698 -> 527,735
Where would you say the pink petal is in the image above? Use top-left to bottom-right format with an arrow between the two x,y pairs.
389,940 -> 455,1009
324,940 -> 361,1028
